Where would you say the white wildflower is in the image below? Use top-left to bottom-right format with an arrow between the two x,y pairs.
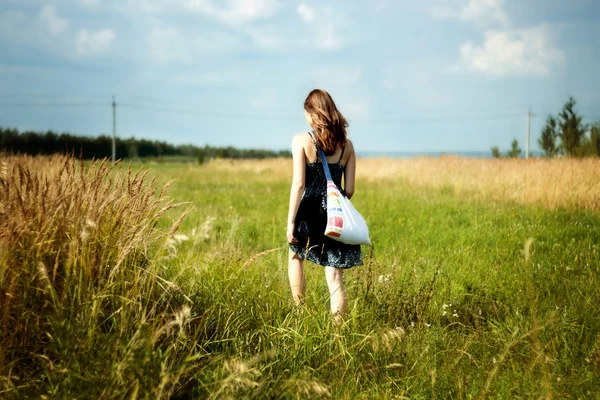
80,227 -> 90,242
194,216 -> 216,240
173,233 -> 189,243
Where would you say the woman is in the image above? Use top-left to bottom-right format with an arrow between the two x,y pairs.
287,89 -> 363,319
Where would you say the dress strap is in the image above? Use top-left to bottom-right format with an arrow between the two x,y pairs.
338,144 -> 346,163
308,131 -> 319,160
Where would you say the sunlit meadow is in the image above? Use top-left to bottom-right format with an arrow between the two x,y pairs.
1,155 -> 599,399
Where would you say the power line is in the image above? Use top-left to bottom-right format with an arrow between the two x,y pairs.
118,102 -> 298,121
353,113 -> 522,123
1,100 -> 598,123
107,103 -> 527,123
530,113 -> 600,120
130,103 -> 532,122
0,102 -> 108,107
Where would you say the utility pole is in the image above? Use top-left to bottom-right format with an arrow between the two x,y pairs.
526,108 -> 531,159
112,95 -> 116,162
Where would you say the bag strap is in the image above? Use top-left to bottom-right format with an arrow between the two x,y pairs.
317,147 -> 333,182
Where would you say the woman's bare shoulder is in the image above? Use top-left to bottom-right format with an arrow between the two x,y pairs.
345,138 -> 356,153
294,131 -> 312,140
292,132 -> 312,145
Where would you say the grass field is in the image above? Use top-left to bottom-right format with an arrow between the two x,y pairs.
1,155 -> 600,399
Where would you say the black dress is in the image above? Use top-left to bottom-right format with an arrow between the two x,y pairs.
289,133 -> 363,268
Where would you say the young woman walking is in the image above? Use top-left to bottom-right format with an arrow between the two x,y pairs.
287,89 -> 363,318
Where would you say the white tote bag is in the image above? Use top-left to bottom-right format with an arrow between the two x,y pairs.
318,147 -> 371,245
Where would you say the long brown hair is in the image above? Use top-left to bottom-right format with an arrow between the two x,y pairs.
304,89 -> 348,155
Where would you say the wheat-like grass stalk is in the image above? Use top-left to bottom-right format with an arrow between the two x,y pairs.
0,154 -> 190,395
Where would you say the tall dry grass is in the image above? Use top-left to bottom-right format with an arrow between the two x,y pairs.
357,156 -> 600,211
202,156 -> 600,211
0,155 -> 191,397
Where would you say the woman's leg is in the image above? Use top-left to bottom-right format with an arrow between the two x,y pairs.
288,250 -> 306,305
325,267 -> 347,316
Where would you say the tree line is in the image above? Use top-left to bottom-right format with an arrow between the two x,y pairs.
0,127 -> 292,162
491,97 -> 600,158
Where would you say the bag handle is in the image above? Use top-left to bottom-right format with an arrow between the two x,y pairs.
317,146 -> 333,182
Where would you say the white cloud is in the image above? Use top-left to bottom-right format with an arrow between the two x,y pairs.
434,0 -> 564,77
123,0 -> 280,22
183,0 -> 280,24
461,0 -> 508,25
459,26 -> 565,76
39,5 -> 69,36
247,4 -> 343,51
297,3 -> 315,23
125,0 -> 344,52
76,29 -> 115,56
432,0 -> 509,27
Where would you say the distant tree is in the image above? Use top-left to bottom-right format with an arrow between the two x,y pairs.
41,130 -> 58,155
215,148 -> 226,159
490,146 -> 500,158
0,127 -> 19,153
538,115 -> 559,158
127,138 -> 139,159
590,122 -> 600,157
557,97 -> 587,157
506,139 -> 521,158
0,127 -> 289,161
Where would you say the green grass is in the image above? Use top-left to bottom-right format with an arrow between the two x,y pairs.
2,158 -> 599,398
144,161 -> 600,398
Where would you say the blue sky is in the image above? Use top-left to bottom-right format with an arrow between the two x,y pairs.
1,0 -> 599,153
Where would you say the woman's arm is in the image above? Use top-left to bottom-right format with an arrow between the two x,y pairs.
287,135 -> 306,244
343,140 -> 356,199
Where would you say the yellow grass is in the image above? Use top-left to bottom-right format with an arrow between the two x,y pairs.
357,156 -> 600,211
0,154 -> 189,394
203,156 -> 600,211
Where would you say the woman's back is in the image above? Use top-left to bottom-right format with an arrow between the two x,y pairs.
302,132 -> 345,203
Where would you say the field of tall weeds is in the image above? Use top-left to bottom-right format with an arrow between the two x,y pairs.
205,156 -> 600,211
1,154 -> 599,398
0,155 -> 193,397
357,156 -> 600,211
